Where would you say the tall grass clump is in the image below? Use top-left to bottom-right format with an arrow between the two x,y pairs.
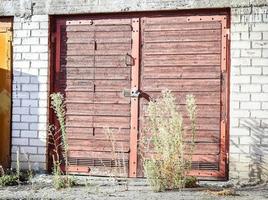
49,92 -> 75,189
104,128 -> 128,191
141,89 -> 197,192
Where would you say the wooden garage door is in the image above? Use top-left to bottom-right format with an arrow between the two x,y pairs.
137,15 -> 229,179
51,13 -> 229,180
52,18 -> 134,176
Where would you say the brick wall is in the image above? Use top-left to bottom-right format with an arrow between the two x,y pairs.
12,15 -> 48,171
2,0 -> 268,181
230,6 -> 268,181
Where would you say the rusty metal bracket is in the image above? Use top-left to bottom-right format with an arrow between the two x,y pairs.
125,53 -> 135,66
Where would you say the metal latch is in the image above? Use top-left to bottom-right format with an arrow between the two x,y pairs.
131,88 -> 140,97
123,88 -> 140,98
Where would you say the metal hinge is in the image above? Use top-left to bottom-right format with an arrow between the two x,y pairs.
94,40 -> 97,50
125,53 -> 135,66
226,152 -> 229,164
224,28 -> 230,40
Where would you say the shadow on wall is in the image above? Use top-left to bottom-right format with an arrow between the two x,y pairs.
240,119 -> 268,182
11,69 -> 47,172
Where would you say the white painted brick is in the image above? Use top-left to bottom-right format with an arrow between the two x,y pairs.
12,138 -> 29,146
13,61 -> 30,68
231,110 -> 250,118
262,102 -> 268,109
263,32 -> 268,40
251,93 -> 268,101
13,53 -> 22,60
13,38 -> 22,45
263,85 -> 268,92
30,123 -> 47,131
231,127 -> 250,136
20,130 -> 38,138
34,107 -> 47,115
29,139 -> 46,147
250,32 -> 262,40
240,102 -> 261,109
39,69 -> 48,76
231,67 -> 240,75
38,147 -> 46,154
241,84 -> 261,92
241,14 -> 262,23
13,84 -> 20,91
13,22 -> 22,30
29,155 -> 46,162
252,24 -> 268,31
39,83 -> 48,91
241,32 -> 249,40
231,32 -> 240,40
232,101 -> 240,109
38,131 -> 47,139
21,68 -> 38,75
14,30 -> 31,37
11,146 -> 19,154
14,76 -> 30,83
21,99 -> 38,107
13,91 -> 29,99
30,92 -> 47,100
263,49 -> 268,58
31,61 -> 48,68
241,49 -> 262,57
39,53 -> 48,60
231,76 -> 250,84
31,30 -> 48,37
263,67 -> 268,74
232,84 -> 240,92
231,23 -> 249,32
232,15 -> 241,23
231,49 -> 240,57
40,22 -> 48,29
251,110 -> 268,118
22,84 -> 39,91
13,107 -> 29,115
22,53 -> 39,60
241,67 -> 262,74
38,115 -> 47,123
252,41 -> 268,48
30,77 -> 39,84
22,22 -> 39,29
232,58 -> 251,66
20,146 -> 37,154
240,136 -> 260,145
239,154 -> 252,162
230,145 -> 250,154
230,137 -> 239,145
21,37 -> 39,45
232,93 -> 250,101
38,100 -> 48,108
21,115 -> 38,123
31,45 -> 48,53
31,15 -> 49,22
12,130 -> 20,137
231,41 -> 251,49
12,115 -> 20,122
14,46 -> 30,53
252,76 -> 268,84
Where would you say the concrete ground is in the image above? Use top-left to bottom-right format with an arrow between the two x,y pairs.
0,175 -> 267,200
